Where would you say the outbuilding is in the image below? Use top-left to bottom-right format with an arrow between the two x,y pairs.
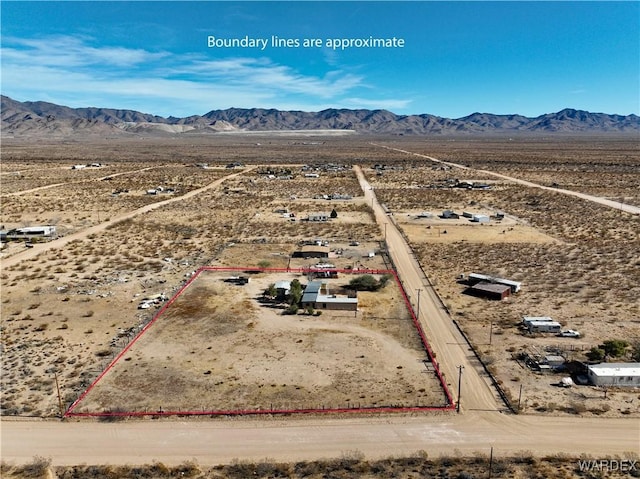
467,281 -> 511,300
292,245 -> 330,259
468,273 -> 521,293
587,363 -> 640,387
441,210 -> 459,219
471,214 -> 490,223
274,280 -> 291,296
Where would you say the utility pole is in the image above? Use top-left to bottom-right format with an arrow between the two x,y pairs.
517,384 -> 523,411
54,372 -> 64,418
489,321 -> 493,345
416,288 -> 422,319
488,446 -> 494,478
457,365 -> 464,413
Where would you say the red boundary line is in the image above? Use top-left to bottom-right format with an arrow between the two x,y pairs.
65,267 -> 455,417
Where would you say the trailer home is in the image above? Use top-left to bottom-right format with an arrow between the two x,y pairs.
523,316 -> 561,333
587,363 -> 640,387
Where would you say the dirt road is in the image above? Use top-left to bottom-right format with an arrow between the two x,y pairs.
354,166 -> 500,412
0,167 -> 254,269
373,144 -> 640,216
2,165 -> 163,197
2,163 -> 638,467
1,413 -> 637,466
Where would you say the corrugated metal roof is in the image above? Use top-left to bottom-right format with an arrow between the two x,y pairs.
472,282 -> 511,293
588,363 -> 640,377
302,281 -> 324,303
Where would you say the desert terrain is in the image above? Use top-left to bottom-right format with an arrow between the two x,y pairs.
364,136 -> 639,417
1,134 -> 639,476
1,137 -> 423,418
70,268 -> 445,415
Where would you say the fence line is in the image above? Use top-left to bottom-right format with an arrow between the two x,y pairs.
65,265 -> 456,418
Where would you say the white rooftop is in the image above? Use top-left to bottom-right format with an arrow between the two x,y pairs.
588,363 -> 640,377
523,316 -> 554,322
316,294 -> 358,304
526,320 -> 561,326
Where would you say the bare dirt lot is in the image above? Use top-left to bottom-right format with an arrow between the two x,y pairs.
71,269 -> 444,414
0,139 -> 406,417
364,137 -> 639,417
1,135 -> 638,422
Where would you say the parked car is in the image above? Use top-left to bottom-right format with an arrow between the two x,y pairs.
558,329 -> 581,338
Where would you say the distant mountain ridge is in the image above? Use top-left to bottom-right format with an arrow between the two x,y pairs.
2,95 -> 638,137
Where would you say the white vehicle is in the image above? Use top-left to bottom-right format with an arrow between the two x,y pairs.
559,329 -> 580,338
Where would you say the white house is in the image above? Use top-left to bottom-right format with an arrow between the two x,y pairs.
587,363 -> 640,387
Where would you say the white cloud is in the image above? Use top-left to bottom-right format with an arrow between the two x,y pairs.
3,35 -> 168,69
171,58 -> 363,98
1,35 -> 408,116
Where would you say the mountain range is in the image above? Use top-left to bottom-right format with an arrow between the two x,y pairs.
2,95 -> 639,137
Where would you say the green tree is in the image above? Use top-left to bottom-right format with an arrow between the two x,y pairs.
330,208 -> 338,218
378,274 -> 393,289
348,274 -> 393,292
265,283 -> 277,298
349,274 -> 379,291
289,279 -> 303,306
600,339 -> 629,358
586,347 -> 605,362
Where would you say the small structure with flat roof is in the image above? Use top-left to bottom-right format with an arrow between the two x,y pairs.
292,245 -> 330,258
467,281 -> 511,300
587,363 -> 640,387
468,273 -> 521,293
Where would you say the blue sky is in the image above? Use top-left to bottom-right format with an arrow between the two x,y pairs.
1,1 -> 638,118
